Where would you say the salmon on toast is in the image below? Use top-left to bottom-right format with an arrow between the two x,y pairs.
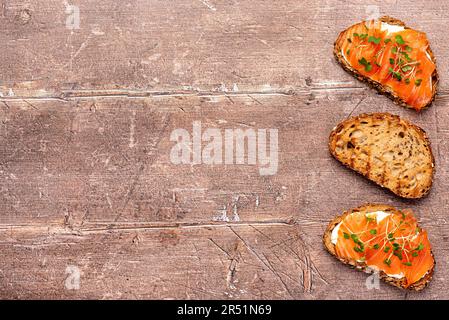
334,16 -> 438,111
323,204 -> 435,291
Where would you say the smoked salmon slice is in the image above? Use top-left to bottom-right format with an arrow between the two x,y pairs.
334,16 -> 438,111
323,204 -> 435,290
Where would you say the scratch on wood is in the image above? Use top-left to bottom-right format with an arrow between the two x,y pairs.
228,226 -> 295,298
199,0 -> 217,11
347,95 -> 366,118
208,238 -> 231,258
67,35 -> 92,70
261,252 -> 295,298
129,110 -> 136,148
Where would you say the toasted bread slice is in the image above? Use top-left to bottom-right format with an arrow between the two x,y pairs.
329,113 -> 434,199
334,16 -> 438,111
323,204 -> 435,291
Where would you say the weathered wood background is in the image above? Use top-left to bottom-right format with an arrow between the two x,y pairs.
1,0 -> 449,299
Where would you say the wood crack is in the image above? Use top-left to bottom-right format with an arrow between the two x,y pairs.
3,85 -> 449,102
0,218 -> 296,235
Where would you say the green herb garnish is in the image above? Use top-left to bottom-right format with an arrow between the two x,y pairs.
370,229 -> 377,235
402,65 -> 413,73
368,36 -> 381,44
388,68 -> 402,81
415,79 -> 422,86
384,246 -> 391,253
384,38 -> 391,44
415,243 -> 424,251
358,57 -> 372,72
393,251 -> 403,260
395,35 -> 405,45
401,52 -> 412,62
373,244 -> 380,249
359,33 -> 368,40
384,258 -> 392,267
343,232 -> 350,239
354,246 -> 364,253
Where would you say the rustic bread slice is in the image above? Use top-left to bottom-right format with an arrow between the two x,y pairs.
323,204 -> 435,291
329,113 -> 434,199
334,16 -> 438,111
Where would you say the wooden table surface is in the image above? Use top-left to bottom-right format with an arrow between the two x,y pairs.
1,0 -> 449,299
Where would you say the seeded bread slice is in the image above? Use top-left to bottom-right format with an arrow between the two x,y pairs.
323,204 -> 434,291
329,113 -> 434,199
334,16 -> 439,111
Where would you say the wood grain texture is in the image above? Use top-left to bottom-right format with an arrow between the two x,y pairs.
1,0 -> 449,299
2,0 -> 449,97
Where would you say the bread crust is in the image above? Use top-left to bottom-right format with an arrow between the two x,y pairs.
334,16 -> 439,111
329,112 -> 435,199
323,204 -> 435,291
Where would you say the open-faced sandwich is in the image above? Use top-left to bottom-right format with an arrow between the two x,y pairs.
329,113 -> 434,199
323,204 -> 435,291
334,16 -> 438,111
